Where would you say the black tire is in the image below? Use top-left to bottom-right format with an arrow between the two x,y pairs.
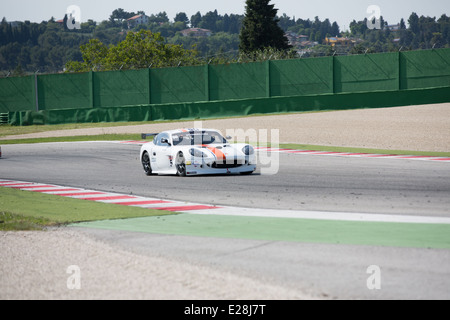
176,152 -> 187,177
141,152 -> 153,176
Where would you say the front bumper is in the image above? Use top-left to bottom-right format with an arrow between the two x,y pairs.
185,158 -> 256,176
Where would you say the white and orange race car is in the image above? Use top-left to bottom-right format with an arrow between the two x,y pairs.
140,129 -> 256,177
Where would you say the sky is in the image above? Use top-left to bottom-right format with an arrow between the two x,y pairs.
1,0 -> 449,31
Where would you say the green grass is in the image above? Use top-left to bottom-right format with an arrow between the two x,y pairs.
0,121 -> 153,138
278,143 -> 450,157
0,211 -> 56,231
0,134 -> 144,145
0,187 -> 176,231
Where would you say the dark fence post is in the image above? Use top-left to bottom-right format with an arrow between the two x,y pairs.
332,55 -> 336,94
399,51 -> 404,90
266,60 -> 271,98
205,64 -> 210,102
33,73 -> 39,111
89,71 -> 94,108
148,68 -> 152,104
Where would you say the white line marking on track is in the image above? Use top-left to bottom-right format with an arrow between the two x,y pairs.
2,179 -> 449,225
0,179 -> 219,213
190,206 -> 450,225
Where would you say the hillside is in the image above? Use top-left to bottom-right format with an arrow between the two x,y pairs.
1,9 -> 449,75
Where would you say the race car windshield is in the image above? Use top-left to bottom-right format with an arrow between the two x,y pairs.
172,131 -> 227,146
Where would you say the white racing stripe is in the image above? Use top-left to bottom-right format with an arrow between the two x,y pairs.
1,179 -> 449,225
187,206 -> 450,225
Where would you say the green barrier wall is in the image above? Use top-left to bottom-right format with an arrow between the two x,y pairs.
93,69 -> 150,108
400,49 -> 450,89
1,49 -> 450,125
334,52 -> 399,93
9,86 -> 450,126
0,76 -> 35,112
37,72 -> 91,110
270,57 -> 333,96
150,65 -> 207,104
209,62 -> 268,100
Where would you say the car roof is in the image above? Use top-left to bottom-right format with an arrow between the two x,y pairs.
164,128 -> 221,135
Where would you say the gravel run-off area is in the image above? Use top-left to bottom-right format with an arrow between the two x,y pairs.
0,229 -> 311,300
1,103 -> 449,300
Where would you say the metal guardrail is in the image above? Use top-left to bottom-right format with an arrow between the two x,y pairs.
0,113 -> 9,124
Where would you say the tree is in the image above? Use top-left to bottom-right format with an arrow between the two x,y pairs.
227,14 -> 244,34
200,10 -> 219,31
239,0 -> 291,54
174,12 -> 189,27
65,30 -> 200,72
278,13 -> 295,31
149,12 -> 169,24
400,18 -> 406,30
191,12 -> 202,28
350,19 -> 368,36
110,8 -> 135,23
331,22 -> 340,37
408,12 -> 420,34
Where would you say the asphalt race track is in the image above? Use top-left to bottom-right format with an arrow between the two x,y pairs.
1,141 -> 450,299
2,142 -> 449,216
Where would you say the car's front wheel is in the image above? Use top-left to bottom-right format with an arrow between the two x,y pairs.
175,152 -> 187,177
142,152 -> 153,176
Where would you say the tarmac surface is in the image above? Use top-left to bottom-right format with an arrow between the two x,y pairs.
1,103 -> 449,300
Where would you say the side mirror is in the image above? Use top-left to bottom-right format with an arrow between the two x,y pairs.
161,138 -> 171,146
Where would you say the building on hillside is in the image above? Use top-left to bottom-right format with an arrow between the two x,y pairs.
7,21 -> 22,28
298,41 -> 319,49
324,37 -> 355,48
286,33 -> 316,49
180,28 -> 212,37
387,24 -> 401,32
127,14 -> 149,29
298,35 -> 309,43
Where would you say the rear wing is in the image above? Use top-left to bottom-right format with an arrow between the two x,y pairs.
141,133 -> 159,139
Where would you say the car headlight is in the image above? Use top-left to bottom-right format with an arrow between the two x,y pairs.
242,145 -> 254,155
189,148 -> 207,158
